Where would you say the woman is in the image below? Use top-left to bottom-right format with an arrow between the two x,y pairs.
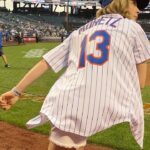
0,0 -> 150,150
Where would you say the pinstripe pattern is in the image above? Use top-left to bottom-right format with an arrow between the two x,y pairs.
27,14 -> 150,149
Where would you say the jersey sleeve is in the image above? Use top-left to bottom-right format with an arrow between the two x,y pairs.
43,34 -> 71,73
132,23 -> 150,64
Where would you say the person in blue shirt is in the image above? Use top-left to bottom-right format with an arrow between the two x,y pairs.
0,31 -> 10,68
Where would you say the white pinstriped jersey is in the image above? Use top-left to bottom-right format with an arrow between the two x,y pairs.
26,14 -> 150,148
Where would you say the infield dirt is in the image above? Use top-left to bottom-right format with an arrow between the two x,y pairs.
0,121 -> 115,150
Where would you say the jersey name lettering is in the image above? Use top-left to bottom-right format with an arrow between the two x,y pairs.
79,17 -> 122,34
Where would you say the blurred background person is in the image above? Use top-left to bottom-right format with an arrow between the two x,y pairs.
0,29 -> 10,68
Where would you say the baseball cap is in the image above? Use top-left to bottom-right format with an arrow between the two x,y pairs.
136,0 -> 149,10
99,0 -> 150,10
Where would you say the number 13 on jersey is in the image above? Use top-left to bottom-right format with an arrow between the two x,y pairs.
78,30 -> 111,68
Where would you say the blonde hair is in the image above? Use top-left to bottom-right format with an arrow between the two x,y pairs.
96,0 -> 132,19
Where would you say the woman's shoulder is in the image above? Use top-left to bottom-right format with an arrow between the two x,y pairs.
129,19 -> 143,30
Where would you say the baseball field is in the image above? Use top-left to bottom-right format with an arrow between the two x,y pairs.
0,42 -> 150,150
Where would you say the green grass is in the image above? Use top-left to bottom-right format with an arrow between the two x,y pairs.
0,99 -> 50,134
0,42 -> 62,94
0,42 -> 150,150
142,87 -> 150,103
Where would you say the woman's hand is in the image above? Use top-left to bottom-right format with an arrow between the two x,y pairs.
0,91 -> 19,110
